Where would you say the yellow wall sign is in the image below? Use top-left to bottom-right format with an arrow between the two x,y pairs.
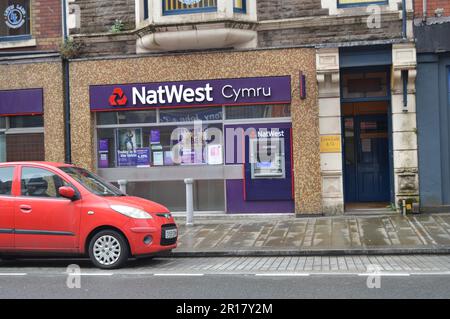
320,135 -> 341,153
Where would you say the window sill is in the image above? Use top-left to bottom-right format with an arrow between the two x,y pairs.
0,37 -> 36,50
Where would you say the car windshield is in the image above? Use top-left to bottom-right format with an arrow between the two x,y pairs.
59,166 -> 124,197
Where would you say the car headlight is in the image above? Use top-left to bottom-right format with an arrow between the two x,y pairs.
110,205 -> 153,219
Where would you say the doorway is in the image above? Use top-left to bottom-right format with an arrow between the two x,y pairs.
342,101 -> 391,211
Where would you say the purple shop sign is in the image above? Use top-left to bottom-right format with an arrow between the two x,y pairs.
0,88 -> 43,116
89,76 -> 292,112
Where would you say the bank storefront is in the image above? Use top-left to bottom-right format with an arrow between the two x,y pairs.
92,76 -> 294,213
71,48 -> 322,215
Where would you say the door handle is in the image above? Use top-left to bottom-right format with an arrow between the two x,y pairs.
19,205 -> 32,213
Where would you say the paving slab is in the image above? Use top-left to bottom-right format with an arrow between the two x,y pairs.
169,213 -> 450,257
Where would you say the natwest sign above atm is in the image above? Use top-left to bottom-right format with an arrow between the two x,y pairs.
89,76 -> 292,112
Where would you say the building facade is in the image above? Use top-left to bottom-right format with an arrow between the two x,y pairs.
0,0 -> 65,165
1,0 -> 421,215
414,0 -> 450,212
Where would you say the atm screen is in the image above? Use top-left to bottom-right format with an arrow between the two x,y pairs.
250,138 -> 285,179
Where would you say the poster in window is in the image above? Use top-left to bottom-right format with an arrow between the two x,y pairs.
98,139 -> 109,168
116,128 -> 143,167
207,144 -> 223,165
153,151 -> 164,166
136,148 -> 150,167
1,2 -> 30,37
150,130 -> 160,144
164,151 -> 175,166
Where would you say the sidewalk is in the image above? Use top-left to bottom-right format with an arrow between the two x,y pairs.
170,213 -> 450,256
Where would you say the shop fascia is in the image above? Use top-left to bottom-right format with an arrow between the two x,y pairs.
90,76 -> 291,111
132,83 -> 272,105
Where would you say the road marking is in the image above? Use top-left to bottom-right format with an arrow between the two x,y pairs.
153,273 -> 204,277
358,273 -> 410,277
0,273 -> 27,276
70,273 -> 114,276
255,273 -> 311,277
410,272 -> 450,276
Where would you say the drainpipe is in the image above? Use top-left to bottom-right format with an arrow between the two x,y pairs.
402,0 -> 407,39
422,0 -> 427,23
62,0 -> 72,164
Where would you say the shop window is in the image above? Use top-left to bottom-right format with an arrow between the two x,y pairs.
159,107 -> 222,123
0,117 -> 6,129
0,0 -> 31,40
337,0 -> 388,7
341,71 -> 388,100
126,180 -> 225,212
9,115 -> 43,128
0,166 -> 14,195
225,104 -> 290,120
97,123 -> 223,168
0,133 -> 5,162
6,133 -> 44,161
96,110 -> 157,125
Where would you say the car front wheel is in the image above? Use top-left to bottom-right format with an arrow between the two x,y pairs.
88,230 -> 129,269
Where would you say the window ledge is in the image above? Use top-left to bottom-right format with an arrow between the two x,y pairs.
0,37 -> 36,50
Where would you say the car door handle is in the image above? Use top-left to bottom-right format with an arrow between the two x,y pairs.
19,205 -> 32,213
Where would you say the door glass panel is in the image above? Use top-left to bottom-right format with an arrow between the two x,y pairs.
0,166 -> 14,195
21,167 -> 69,198
344,117 -> 355,165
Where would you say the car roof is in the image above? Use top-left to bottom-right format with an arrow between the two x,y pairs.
0,162 -> 75,169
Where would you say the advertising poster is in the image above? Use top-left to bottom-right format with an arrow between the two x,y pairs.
116,128 -> 143,167
207,144 -> 223,165
136,148 -> 150,167
153,151 -> 164,166
98,139 -> 109,168
150,130 -> 160,144
164,151 -> 174,166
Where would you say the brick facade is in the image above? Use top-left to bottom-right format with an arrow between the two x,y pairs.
258,13 -> 403,47
73,0 -> 135,34
0,0 -> 62,52
414,0 -> 450,18
257,0 -> 329,20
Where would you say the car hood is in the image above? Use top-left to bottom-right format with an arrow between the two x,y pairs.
103,196 -> 170,214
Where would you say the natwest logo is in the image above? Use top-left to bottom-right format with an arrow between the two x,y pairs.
132,84 -> 214,106
109,88 -> 128,106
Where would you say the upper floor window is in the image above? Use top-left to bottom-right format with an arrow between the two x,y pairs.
337,0 -> 388,7
233,0 -> 246,13
162,0 -> 218,15
0,0 -> 31,40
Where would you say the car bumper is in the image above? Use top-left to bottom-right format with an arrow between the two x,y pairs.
124,219 -> 178,256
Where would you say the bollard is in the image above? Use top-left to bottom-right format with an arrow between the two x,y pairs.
184,178 -> 194,226
118,179 -> 128,194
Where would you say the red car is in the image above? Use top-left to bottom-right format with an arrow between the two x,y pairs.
0,162 -> 178,269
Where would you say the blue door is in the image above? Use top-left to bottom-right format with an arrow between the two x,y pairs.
344,114 -> 390,202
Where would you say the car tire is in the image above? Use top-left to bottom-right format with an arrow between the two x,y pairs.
88,230 -> 129,269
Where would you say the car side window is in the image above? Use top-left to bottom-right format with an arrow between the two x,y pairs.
0,167 -> 14,196
21,167 -> 70,198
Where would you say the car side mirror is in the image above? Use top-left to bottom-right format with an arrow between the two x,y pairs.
59,186 -> 77,200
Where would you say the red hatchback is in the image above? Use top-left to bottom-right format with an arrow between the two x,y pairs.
0,162 -> 178,269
